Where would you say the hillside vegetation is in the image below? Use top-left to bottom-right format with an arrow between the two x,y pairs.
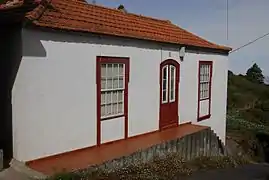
227,63 -> 269,162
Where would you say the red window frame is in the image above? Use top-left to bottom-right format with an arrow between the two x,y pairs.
96,56 -> 130,145
197,61 -> 213,121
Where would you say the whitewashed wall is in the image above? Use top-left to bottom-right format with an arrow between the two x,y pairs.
12,29 -> 228,162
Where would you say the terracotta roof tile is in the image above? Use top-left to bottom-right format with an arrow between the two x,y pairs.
26,0 -> 232,51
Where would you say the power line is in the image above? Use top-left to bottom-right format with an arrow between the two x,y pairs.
226,0 -> 229,41
229,32 -> 269,54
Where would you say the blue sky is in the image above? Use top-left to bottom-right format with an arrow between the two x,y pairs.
89,0 -> 269,76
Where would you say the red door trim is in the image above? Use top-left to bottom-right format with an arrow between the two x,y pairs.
96,56 -> 130,146
159,59 -> 180,130
197,61 -> 213,121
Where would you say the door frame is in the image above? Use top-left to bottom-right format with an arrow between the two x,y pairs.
159,59 -> 180,130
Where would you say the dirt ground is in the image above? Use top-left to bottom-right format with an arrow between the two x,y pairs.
176,164 -> 269,180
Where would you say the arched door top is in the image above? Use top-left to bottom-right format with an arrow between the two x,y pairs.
160,59 -> 180,67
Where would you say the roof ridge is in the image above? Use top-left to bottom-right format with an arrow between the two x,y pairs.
65,0 -> 170,24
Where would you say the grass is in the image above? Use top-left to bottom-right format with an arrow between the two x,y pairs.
227,112 -> 269,162
47,153 -> 250,180
227,112 -> 269,135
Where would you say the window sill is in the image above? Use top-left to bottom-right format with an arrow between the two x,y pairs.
197,114 -> 211,122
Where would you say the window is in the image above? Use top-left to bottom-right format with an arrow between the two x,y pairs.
162,64 -> 176,103
100,63 -> 125,119
169,65 -> 176,102
197,61 -> 213,121
96,56 -> 129,145
162,65 -> 168,103
199,63 -> 211,100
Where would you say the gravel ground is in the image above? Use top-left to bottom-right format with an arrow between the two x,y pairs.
175,164 -> 269,180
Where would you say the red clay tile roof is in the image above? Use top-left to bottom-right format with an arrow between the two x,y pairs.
26,0 -> 231,51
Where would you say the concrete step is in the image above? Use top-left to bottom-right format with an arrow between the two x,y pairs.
0,168 -> 30,180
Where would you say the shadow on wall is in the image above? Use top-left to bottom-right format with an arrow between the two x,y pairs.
22,28 -> 226,57
22,29 -> 47,57
0,22 -> 24,168
22,28 -> 163,54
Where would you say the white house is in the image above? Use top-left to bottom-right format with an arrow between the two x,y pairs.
1,0 -> 231,169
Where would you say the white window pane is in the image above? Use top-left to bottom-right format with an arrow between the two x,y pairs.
206,82 -> 209,91
101,78 -> 106,90
118,91 -> 123,102
112,91 -> 117,103
107,79 -> 113,89
119,64 -> 124,76
101,92 -> 106,105
170,90 -> 174,100
169,65 -> 176,102
101,105 -> 106,116
106,104 -> 111,115
107,64 -> 113,77
119,77 -> 124,88
162,65 -> 168,103
118,102 -> 123,114
163,66 -> 167,80
113,78 -> 119,89
101,64 -> 106,77
113,64 -> 118,77
112,103 -> 117,115
162,90 -> 167,102
163,79 -> 167,90
106,92 -> 112,104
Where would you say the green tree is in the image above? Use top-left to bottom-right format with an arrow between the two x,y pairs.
246,63 -> 264,84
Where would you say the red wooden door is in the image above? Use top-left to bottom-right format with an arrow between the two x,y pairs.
159,59 -> 179,130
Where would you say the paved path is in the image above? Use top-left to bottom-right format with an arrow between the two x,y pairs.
178,164 -> 269,180
0,164 -> 269,180
0,168 -> 30,180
